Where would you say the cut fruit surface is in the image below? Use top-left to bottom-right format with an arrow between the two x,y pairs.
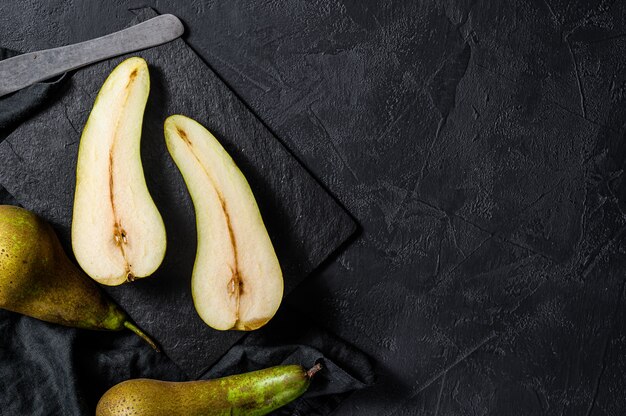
72,57 -> 166,286
164,115 -> 283,330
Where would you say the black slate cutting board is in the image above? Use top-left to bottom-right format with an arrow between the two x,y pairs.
0,8 -> 356,378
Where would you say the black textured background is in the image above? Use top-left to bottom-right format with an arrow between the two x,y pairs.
2,0 -> 626,414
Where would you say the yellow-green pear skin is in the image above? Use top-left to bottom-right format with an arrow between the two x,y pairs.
0,205 -> 158,350
164,115 -> 283,331
72,57 -> 167,286
96,364 -> 321,416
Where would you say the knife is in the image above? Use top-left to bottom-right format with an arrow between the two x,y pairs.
0,14 -> 184,98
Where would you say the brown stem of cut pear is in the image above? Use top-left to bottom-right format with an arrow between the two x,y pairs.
306,363 -> 323,379
124,321 -> 160,352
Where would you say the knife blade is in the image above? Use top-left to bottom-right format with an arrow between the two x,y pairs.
0,14 -> 184,98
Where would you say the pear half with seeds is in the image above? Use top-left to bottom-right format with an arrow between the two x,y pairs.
164,115 -> 283,330
72,57 -> 166,286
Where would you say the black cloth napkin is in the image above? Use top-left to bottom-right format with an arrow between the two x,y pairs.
0,303 -> 374,415
204,307 -> 375,416
0,8 -> 374,415
0,49 -> 68,143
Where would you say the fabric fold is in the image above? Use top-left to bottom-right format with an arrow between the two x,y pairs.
0,48 -> 69,142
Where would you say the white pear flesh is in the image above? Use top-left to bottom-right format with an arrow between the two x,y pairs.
72,57 -> 166,286
164,115 -> 283,331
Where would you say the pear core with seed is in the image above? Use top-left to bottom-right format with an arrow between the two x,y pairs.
164,115 -> 283,331
72,57 -> 166,286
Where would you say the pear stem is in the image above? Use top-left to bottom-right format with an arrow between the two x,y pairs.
306,363 -> 323,379
124,321 -> 160,352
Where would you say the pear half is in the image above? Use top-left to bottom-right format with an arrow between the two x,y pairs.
72,57 -> 166,286
164,115 -> 283,330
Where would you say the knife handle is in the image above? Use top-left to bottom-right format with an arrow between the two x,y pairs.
0,14 -> 184,98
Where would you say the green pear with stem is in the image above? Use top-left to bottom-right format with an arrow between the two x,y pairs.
96,363 -> 322,415
0,205 -> 158,350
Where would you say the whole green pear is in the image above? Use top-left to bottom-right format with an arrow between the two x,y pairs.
0,205 -> 157,350
96,364 -> 322,416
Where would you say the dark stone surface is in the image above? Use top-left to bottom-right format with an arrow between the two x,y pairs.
3,0 -> 626,414
0,8 -> 356,379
